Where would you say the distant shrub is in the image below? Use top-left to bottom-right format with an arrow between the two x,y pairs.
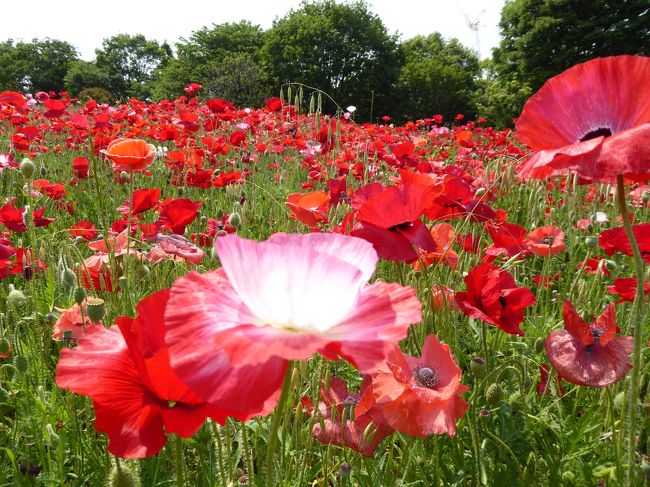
77,87 -> 113,104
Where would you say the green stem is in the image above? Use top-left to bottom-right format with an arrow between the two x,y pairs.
605,388 -> 622,476
266,361 -> 294,487
241,420 -> 254,486
173,434 -> 185,487
210,421 -> 228,487
616,175 -> 646,485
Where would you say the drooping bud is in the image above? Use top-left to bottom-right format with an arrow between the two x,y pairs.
106,462 -> 140,487
584,236 -> 598,248
485,383 -> 503,407
61,268 -> 77,291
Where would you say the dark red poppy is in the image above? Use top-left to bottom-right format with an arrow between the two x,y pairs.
206,99 -> 233,113
128,188 -> 161,216
598,223 -> 650,264
213,170 -> 243,188
483,221 -> 530,262
33,207 -> 55,227
71,157 -> 89,178
69,221 -> 99,241
43,99 -> 67,118
516,56 -> 650,182
606,277 -> 650,303
536,364 -> 565,396
544,301 -> 633,387
312,376 -> 392,457
156,198 -> 202,235
183,83 -> 202,96
265,97 -> 283,112
350,183 -> 437,262
455,263 -> 537,336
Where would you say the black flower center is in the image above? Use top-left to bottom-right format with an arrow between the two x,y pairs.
414,366 -> 440,388
590,327 -> 605,343
388,221 -> 414,232
579,127 -> 612,142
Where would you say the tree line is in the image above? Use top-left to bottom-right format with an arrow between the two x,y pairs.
1,0 -> 647,127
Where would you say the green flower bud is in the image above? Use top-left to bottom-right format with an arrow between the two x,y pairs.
7,286 -> 27,308
584,236 -> 598,248
106,463 -> 141,487
0,337 -> 11,355
534,338 -> 545,353
15,354 -> 28,373
61,268 -> 77,290
229,212 -> 242,228
485,383 -> 503,407
135,264 -> 150,279
20,158 -> 35,178
469,357 -> 486,379
74,287 -> 87,306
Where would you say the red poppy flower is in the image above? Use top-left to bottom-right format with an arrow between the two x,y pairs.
123,188 -> 161,216
483,221 -> 530,262
0,91 -> 28,113
524,226 -> 566,256
156,198 -> 202,235
183,83 -> 202,96
536,364 -> 565,397
544,301 -> 633,387
516,56 -> 650,182
163,233 -> 421,409
606,277 -> 650,303
455,263 -> 537,336
286,191 -> 330,228
33,207 -> 55,227
312,376 -> 392,457
350,183 -> 437,262
370,334 -> 469,437
100,138 -> 156,173
56,290 -> 279,458
265,97 -> 283,112
598,223 -> 650,264
0,203 -> 26,233
71,157 -> 89,178
213,170 -> 243,188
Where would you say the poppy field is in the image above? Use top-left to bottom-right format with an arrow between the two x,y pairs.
0,56 -> 649,486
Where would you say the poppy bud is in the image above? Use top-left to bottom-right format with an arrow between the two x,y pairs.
479,407 -> 490,425
642,191 -> 650,204
0,337 -> 10,355
586,223 -> 595,233
584,236 -> 598,248
469,357 -> 486,378
604,260 -> 617,271
39,165 -> 47,178
120,171 -> 129,182
508,390 -> 525,413
135,264 -> 150,279
475,187 -> 486,197
85,297 -> 105,324
613,391 -> 625,414
7,285 -> 27,309
107,463 -> 141,487
61,268 -> 76,290
339,462 -> 351,479
20,158 -> 35,179
73,287 -> 87,306
534,338 -> 545,353
229,212 -> 242,228
15,354 -> 28,373
485,383 -> 503,407
118,276 -> 128,289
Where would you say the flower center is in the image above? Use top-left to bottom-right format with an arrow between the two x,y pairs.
542,236 -> 555,245
590,327 -> 605,343
414,366 -> 440,388
388,221 -> 414,232
579,127 -> 612,142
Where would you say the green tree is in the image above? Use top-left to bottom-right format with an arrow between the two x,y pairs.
64,60 -> 112,96
261,0 -> 401,120
486,0 -> 650,126
95,34 -> 171,100
396,34 -> 480,121
152,21 -> 268,101
0,39 -> 78,93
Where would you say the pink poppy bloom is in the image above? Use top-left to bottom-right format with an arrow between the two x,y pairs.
147,234 -> 205,265
164,233 -> 421,405
52,301 -> 101,340
516,56 -> 650,182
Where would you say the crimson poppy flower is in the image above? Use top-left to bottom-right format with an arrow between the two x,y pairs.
536,364 -> 565,397
156,198 -> 202,235
483,221 -> 530,262
516,56 -> 650,182
544,301 -> 633,387
598,223 -> 650,264
455,263 -> 537,336
524,226 -> 566,256
0,203 -> 26,233
265,97 -> 283,112
56,290 -> 280,458
71,157 -> 89,178
370,334 -> 469,437
312,376 -> 392,456
350,183 -> 437,262
212,170 -> 243,188
183,83 -> 202,96
0,91 -> 28,113
607,277 -> 650,303
101,138 -> 156,173
120,188 -> 161,216
163,233 -> 421,408
33,207 -> 55,227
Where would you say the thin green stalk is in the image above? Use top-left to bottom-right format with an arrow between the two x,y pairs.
616,175 -> 646,486
173,434 -> 185,487
241,421 -> 254,486
266,361 -> 294,487
210,421 -> 228,487
606,388 -> 622,477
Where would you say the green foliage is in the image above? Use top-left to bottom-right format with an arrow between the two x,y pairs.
64,60 -> 112,96
95,34 -> 171,101
152,21 -> 268,101
485,0 -> 650,126
0,38 -> 78,93
396,33 -> 480,121
77,87 -> 114,105
261,0 -> 401,120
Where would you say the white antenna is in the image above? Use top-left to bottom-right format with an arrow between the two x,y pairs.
460,5 -> 485,58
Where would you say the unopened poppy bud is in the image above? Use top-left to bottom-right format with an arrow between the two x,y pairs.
107,463 -> 141,487
7,285 -> 27,308
73,287 -> 87,306
604,260 -> 617,271
120,171 -> 129,182
534,338 -> 545,353
135,264 -> 150,279
586,223 -> 595,232
229,212 -> 242,228
74,236 -> 85,244
642,191 -> 650,204
485,383 -> 503,407
39,165 -> 47,178
20,158 -> 35,178
339,462 -> 351,479
508,390 -> 525,413
475,187 -> 486,197
61,268 -> 76,290
469,357 -> 486,378
118,276 -> 128,289
15,354 -> 28,373
562,471 -> 575,482
85,297 -> 105,324
584,236 -> 598,248
479,407 -> 490,425
0,337 -> 10,355
613,391 -> 625,414
237,475 -> 249,486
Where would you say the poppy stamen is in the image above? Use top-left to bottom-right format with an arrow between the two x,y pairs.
590,327 -> 605,342
579,127 -> 612,142
414,366 -> 440,388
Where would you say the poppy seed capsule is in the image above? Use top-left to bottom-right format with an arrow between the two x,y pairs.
20,158 -> 35,178
485,383 -> 503,407
107,464 -> 141,487
73,287 -> 87,306
85,297 -> 105,324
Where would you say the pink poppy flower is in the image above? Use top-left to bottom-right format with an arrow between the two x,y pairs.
164,233 -> 422,405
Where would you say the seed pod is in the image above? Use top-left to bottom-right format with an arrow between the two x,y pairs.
20,158 -> 35,178
74,287 -> 87,306
86,297 -> 105,324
